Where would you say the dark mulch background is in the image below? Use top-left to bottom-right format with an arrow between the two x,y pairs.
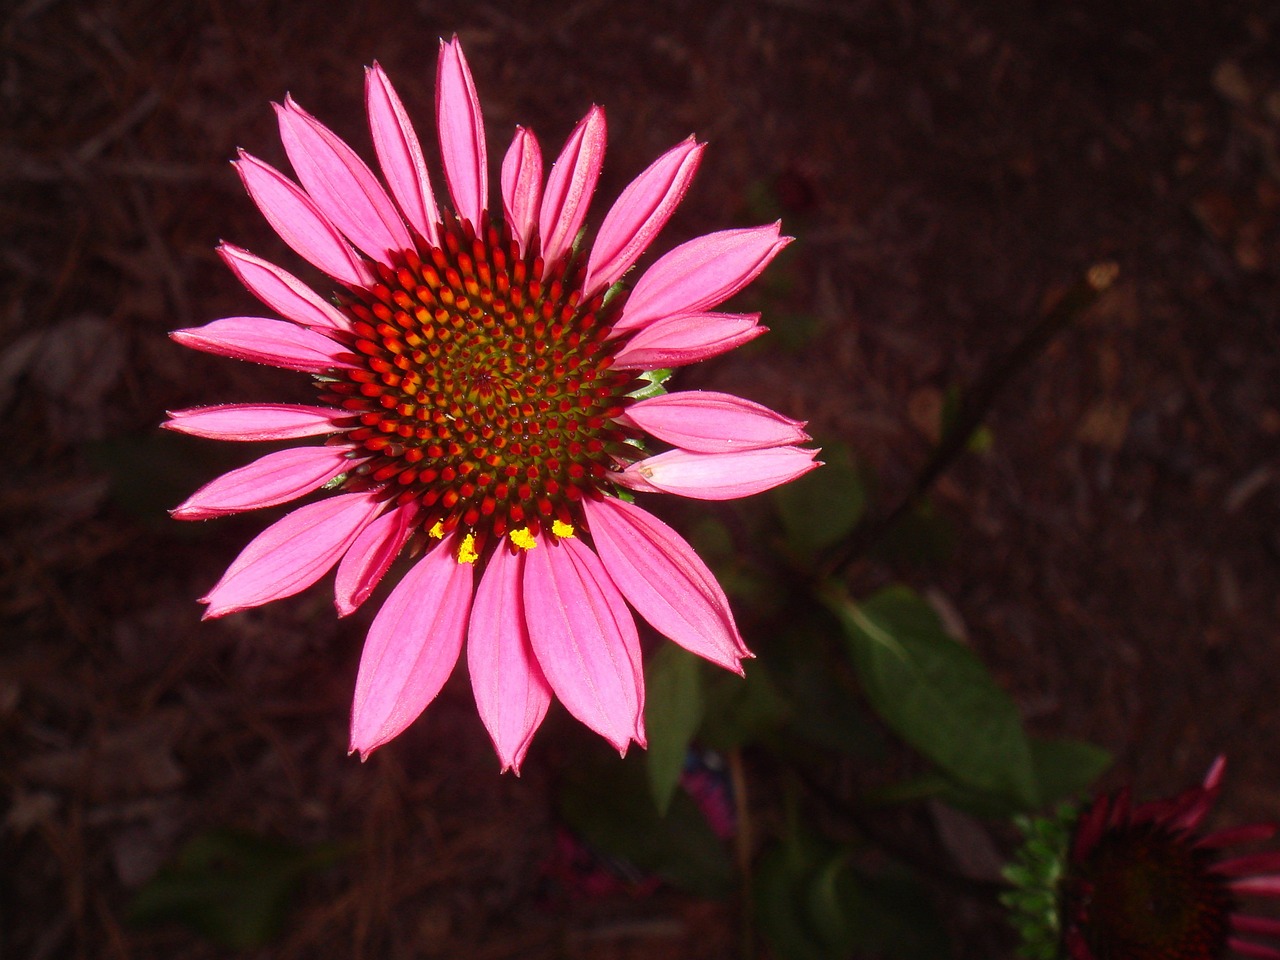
4,0 -> 1279,957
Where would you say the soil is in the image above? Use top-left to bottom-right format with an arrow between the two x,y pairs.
3,0 -> 1279,958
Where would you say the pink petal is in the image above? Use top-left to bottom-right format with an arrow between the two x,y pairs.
467,546 -> 552,773
163,404 -> 342,442
523,537 -> 645,753
234,151 -> 371,287
538,106 -> 606,269
1232,876 -> 1280,898
201,491 -> 384,618
585,496 -> 749,672
611,311 -> 765,369
1214,852 -> 1280,878
436,37 -> 487,229
613,446 -> 820,501
500,126 -> 543,256
1227,938 -> 1280,960
618,390 -> 809,453
349,537 -> 473,757
614,224 -> 792,336
584,137 -> 703,296
218,244 -> 350,332
172,445 -> 352,519
334,500 -> 419,616
170,317 -> 355,373
276,97 -> 413,262
366,62 -> 441,246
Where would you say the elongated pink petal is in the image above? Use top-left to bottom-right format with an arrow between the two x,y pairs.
163,404 -> 342,441
276,97 -> 413,262
501,126 -> 543,256
615,224 -> 792,335
614,446 -> 820,501
1199,824 -> 1279,849
1214,852 -> 1280,877
585,496 -> 749,672
611,311 -> 765,369
584,137 -> 703,296
234,151 -> 370,287
349,537 -> 473,757
366,62 -> 441,246
218,244 -> 349,332
202,491 -> 384,618
468,546 -> 552,773
523,537 -> 645,753
1234,916 -> 1280,938
436,37 -> 487,228
538,106 -> 606,269
1227,938 -> 1280,960
1232,876 -> 1280,897
619,390 -> 809,453
172,445 -> 351,519
170,317 -> 355,373
334,501 -> 419,616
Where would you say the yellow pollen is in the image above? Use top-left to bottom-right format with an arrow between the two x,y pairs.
551,520 -> 575,539
457,534 -> 479,564
510,527 -> 537,550
428,521 -> 445,539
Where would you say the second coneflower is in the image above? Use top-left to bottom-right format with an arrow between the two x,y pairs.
167,38 -> 816,772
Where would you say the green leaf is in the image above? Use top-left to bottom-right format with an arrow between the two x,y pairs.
127,829 -> 344,949
557,753 -> 733,897
775,441 -> 864,556
829,585 -> 1038,808
1030,737 -> 1111,806
644,644 -> 704,815
698,662 -> 789,751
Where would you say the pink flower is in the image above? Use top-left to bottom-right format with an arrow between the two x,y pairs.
167,38 -> 815,773
1063,757 -> 1280,960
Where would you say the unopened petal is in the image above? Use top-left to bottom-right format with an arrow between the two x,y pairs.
349,537 -> 473,756
202,491 -> 384,618
538,106 -> 606,269
436,37 -> 487,229
172,445 -> 351,519
584,137 -> 703,297
234,151 -> 370,286
218,244 -> 349,332
163,404 -> 342,442
619,390 -> 809,453
523,537 -> 645,753
614,446 -> 820,501
334,501 -> 419,617
366,62 -> 441,246
468,546 -> 552,773
501,126 -> 543,256
615,224 -> 792,335
585,496 -> 749,672
276,97 -> 413,261
170,317 -> 355,373
611,311 -> 765,369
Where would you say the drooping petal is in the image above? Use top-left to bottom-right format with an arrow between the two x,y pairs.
538,106 -> 606,269
611,311 -> 765,369
584,136 -> 703,297
172,445 -> 352,519
523,537 -> 645,753
170,317 -> 355,373
218,244 -> 350,332
349,537 -> 474,757
614,446 -> 820,501
585,496 -> 749,672
202,491 -> 384,618
163,403 -> 343,442
366,62 -> 441,246
500,126 -> 542,256
334,500 -> 419,616
234,151 -> 370,287
436,37 -> 487,229
468,546 -> 552,773
276,97 -> 413,262
618,390 -> 809,453
614,224 -> 792,335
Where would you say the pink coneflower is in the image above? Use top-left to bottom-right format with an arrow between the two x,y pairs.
166,38 -> 815,772
1063,757 -> 1280,960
